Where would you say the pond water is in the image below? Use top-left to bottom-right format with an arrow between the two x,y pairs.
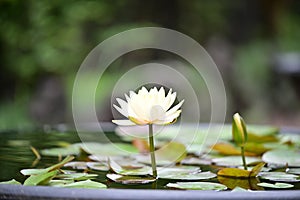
0,125 -> 300,191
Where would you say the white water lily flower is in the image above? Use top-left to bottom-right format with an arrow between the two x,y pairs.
112,87 -> 184,126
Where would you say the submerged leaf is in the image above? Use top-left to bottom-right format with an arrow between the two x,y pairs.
166,182 -> 227,191
257,182 -> 294,189
106,174 -> 156,184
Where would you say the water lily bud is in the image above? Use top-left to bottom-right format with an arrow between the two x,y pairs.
232,113 -> 248,146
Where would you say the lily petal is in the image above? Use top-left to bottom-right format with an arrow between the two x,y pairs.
112,120 -> 136,126
165,99 -> 184,116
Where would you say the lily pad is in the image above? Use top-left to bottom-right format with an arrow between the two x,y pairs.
258,172 -> 300,182
80,142 -> 138,156
20,155 -> 75,176
244,143 -> 270,155
158,170 -> 216,180
218,162 -> 265,178
48,179 -> 74,187
262,149 -> 300,167
212,156 -> 261,167
64,162 -> 87,170
247,133 -> 278,143
56,173 -> 98,181
106,174 -> 156,184
61,179 -> 107,189
181,157 -> 212,165
212,143 -> 256,156
136,142 -> 187,165
41,144 -> 81,156
217,168 -> 251,178
286,168 -> 300,175
257,182 -> 294,189
0,179 -> 21,185
24,170 -> 58,186
109,159 -> 151,176
86,162 -> 109,171
156,142 -> 187,163
166,182 -> 227,191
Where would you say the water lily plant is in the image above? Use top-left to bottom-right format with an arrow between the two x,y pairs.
112,87 -> 184,178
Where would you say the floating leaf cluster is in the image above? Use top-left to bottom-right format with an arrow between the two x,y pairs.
1,124 -> 300,191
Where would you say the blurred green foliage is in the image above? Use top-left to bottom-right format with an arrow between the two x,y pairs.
0,0 -> 300,129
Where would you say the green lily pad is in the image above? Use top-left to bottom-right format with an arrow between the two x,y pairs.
258,172 -> 300,182
257,182 -> 294,189
56,173 -> 98,181
212,156 -> 261,167
158,165 -> 200,173
247,125 -> 279,136
41,144 -> 81,156
159,170 -> 216,180
20,156 -> 75,175
166,182 -> 227,191
109,159 -> 151,176
262,149 -> 300,167
0,179 -> 21,185
20,168 -> 48,176
181,157 -> 212,165
64,162 -> 87,170
106,174 -> 156,184
286,168 -> 300,175
86,162 -> 109,171
24,170 -> 58,186
156,142 -> 187,163
80,142 -> 138,156
136,142 -> 187,165
48,179 -> 74,187
61,179 -> 107,189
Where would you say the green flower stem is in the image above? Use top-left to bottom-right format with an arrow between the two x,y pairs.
148,124 -> 157,178
241,146 -> 247,170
